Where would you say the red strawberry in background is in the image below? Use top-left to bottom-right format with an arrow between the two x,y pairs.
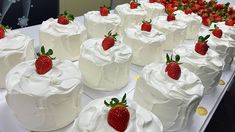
202,17 -> 212,27
104,94 -> 130,132
167,14 -> 176,21
57,11 -> 74,25
210,24 -> 223,38
195,35 -> 210,55
225,19 -> 234,26
141,19 -> 152,32
102,31 -> 118,51
130,1 -> 140,9
149,0 -> 157,3
165,4 -> 175,14
165,54 -> 181,80
182,0 -> 188,4
100,5 -> 110,16
35,46 -> 55,75
184,8 -> 192,14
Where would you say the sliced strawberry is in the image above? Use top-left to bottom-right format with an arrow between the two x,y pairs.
104,94 -> 130,132
35,46 -> 55,75
57,11 -> 74,25
165,54 -> 181,80
195,35 -> 210,55
100,5 -> 110,16
141,19 -> 152,32
102,31 -> 118,51
167,14 -> 176,21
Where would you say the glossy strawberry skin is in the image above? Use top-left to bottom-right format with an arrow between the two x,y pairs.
130,2 -> 138,9
212,29 -> 222,38
141,22 -> 152,32
57,16 -> 69,25
225,19 -> 234,26
149,0 -> 157,3
107,105 -> 130,132
167,14 -> 176,21
35,55 -> 52,75
184,8 -> 192,14
166,62 -> 181,80
195,42 -> 209,55
0,27 -> 5,39
100,6 -> 109,16
102,36 -> 115,50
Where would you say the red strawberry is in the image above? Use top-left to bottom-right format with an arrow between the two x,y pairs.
102,31 -> 118,51
165,4 -> 175,14
130,1 -> 140,9
35,46 -> 55,75
182,0 -> 188,4
195,35 -> 210,55
57,11 -> 74,25
202,17 -> 212,27
225,19 -> 234,26
0,26 -> 5,39
211,24 -> 222,38
104,94 -> 130,132
141,19 -> 152,32
149,0 -> 157,3
184,8 -> 192,14
100,5 -> 110,16
165,54 -> 181,80
167,14 -> 176,21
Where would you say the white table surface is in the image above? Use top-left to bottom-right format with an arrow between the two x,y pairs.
0,16 -> 235,132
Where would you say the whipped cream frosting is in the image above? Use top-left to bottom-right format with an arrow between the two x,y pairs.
0,30 -> 35,88
123,25 -> 166,65
174,10 -> 202,39
80,38 -> 132,65
40,18 -> 87,61
72,97 -> 163,132
140,0 -> 165,19
173,45 -> 223,93
152,16 -> 187,50
84,11 -> 121,38
115,3 -> 147,30
134,63 -> 204,131
206,32 -> 235,70
79,38 -> 132,91
6,60 -> 82,131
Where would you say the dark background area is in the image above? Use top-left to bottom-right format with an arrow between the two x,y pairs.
0,0 -> 59,29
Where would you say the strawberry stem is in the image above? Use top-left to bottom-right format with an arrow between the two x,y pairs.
104,93 -> 128,108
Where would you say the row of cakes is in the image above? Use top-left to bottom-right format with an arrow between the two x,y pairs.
1,0 -> 235,131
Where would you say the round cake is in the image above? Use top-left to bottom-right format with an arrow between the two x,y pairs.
72,95 -> 163,132
123,25 -> 166,66
0,29 -> 35,88
40,16 -> 87,61
5,59 -> 82,131
84,11 -> 121,38
115,3 -> 147,30
152,15 -> 187,51
173,44 -> 223,94
140,0 -> 165,19
174,10 -> 202,40
134,62 -> 204,131
79,37 -> 132,91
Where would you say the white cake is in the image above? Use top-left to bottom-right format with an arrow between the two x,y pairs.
140,0 -> 165,19
79,38 -> 132,91
152,16 -> 187,50
123,25 -> 166,66
173,44 -> 223,94
174,10 -> 202,40
5,60 -> 82,131
40,18 -> 87,61
72,97 -> 163,132
134,63 -> 204,131
115,3 -> 147,30
200,28 -> 235,70
84,11 -> 121,38
0,30 -> 35,88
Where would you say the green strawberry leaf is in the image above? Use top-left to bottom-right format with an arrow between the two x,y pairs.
41,46 -> 45,54
175,55 -> 180,62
